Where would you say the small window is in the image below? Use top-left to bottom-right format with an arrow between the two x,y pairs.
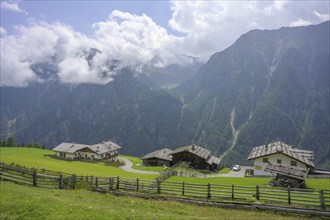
277,159 -> 282,164
101,154 -> 103,157
291,161 -> 297,166
262,158 -> 269,163
255,165 -> 262,170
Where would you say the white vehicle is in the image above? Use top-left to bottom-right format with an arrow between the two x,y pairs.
232,165 -> 241,171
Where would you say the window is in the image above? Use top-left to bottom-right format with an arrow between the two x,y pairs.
291,160 -> 297,166
101,155 -> 103,158
262,158 -> 269,163
255,165 -> 262,170
277,159 -> 282,164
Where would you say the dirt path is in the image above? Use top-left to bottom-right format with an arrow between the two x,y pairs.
118,157 -> 160,175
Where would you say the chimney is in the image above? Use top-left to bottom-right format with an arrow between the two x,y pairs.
192,144 -> 195,150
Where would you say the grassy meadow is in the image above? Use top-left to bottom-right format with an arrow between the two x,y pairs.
0,147 -> 157,180
0,181 -> 314,220
120,155 -> 231,175
120,155 -> 165,172
0,147 -> 329,190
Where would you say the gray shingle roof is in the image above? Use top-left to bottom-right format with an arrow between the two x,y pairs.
264,163 -> 308,180
52,142 -> 90,153
141,148 -> 173,161
206,155 -> 221,165
170,144 -> 211,160
90,141 -> 121,154
53,141 -> 121,155
248,141 -> 314,168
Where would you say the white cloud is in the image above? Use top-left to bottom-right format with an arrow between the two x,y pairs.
314,11 -> 330,22
168,1 -> 329,60
0,13 -> 180,87
1,1 -> 329,87
263,0 -> 288,16
92,10 -> 174,67
0,26 -> 7,36
1,1 -> 27,14
290,19 -> 313,27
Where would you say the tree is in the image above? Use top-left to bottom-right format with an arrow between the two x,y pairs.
1,139 -> 6,147
6,137 -> 16,147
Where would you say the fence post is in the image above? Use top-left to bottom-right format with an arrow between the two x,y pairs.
288,186 -> 291,205
136,178 -> 139,192
319,189 -> 325,209
182,182 -> 185,196
71,174 -> 76,189
232,184 -> 234,200
207,183 -> 211,199
157,179 -> 161,194
109,177 -> 113,191
116,176 -> 120,190
95,177 -> 98,188
256,185 -> 260,200
59,174 -> 63,189
32,171 -> 37,187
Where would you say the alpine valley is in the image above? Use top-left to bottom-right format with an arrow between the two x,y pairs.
1,21 -> 329,168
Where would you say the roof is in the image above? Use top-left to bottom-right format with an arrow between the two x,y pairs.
206,155 -> 221,166
170,144 -> 211,160
53,141 -> 121,155
90,141 -> 121,154
52,142 -> 90,154
247,141 -> 314,168
264,163 -> 309,180
141,148 -> 173,161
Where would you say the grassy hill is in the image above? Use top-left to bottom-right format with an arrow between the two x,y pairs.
0,147 -> 157,180
0,181 -> 311,220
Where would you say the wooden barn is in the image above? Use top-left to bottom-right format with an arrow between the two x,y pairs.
265,163 -> 308,188
170,144 -> 221,171
141,148 -> 173,166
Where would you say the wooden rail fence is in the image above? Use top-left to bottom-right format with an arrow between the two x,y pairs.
0,162 -> 329,211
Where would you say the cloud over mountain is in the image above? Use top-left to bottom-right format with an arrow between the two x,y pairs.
1,1 -> 329,87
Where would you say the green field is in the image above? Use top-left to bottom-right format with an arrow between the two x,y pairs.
0,181 -> 311,220
0,147 -> 157,180
119,155 -> 231,175
119,155 -> 165,172
1,147 -> 329,190
167,176 -> 330,190
168,176 -> 271,186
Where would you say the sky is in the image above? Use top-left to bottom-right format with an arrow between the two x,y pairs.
1,0 -> 329,87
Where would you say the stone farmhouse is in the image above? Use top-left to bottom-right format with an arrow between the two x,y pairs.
248,141 -> 315,177
52,141 -> 121,161
142,144 -> 221,171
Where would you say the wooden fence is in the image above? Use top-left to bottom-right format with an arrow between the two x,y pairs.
0,162 -> 329,210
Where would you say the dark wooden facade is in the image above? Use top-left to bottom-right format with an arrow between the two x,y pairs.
142,158 -> 171,166
172,152 -> 211,170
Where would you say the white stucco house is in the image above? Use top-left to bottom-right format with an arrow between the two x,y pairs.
52,141 -> 121,161
248,141 -> 315,177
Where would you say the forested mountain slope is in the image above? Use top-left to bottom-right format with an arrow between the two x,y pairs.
177,21 -> 329,167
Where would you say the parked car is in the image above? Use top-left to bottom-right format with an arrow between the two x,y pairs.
232,165 -> 241,171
